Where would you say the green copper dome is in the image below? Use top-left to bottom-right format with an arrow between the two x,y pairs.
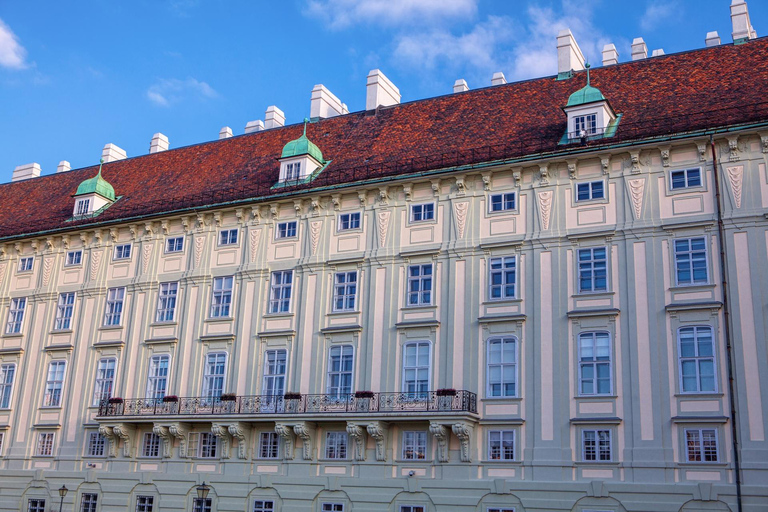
281,120 -> 324,163
75,161 -> 116,201
566,84 -> 607,107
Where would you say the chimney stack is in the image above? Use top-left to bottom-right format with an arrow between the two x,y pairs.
731,0 -> 757,43
219,127 -> 233,139
651,49 -> 665,57
366,69 -> 400,110
631,38 -> 648,61
491,72 -> 507,86
310,85 -> 345,120
453,79 -> 469,93
705,31 -> 721,46
12,163 -> 42,182
57,161 -> 71,173
602,44 -> 619,66
101,143 -> 127,163
149,133 -> 169,154
245,120 -> 265,134
265,106 -> 286,129
556,29 -> 585,79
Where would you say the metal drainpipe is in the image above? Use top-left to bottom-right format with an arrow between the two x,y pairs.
710,135 -> 743,512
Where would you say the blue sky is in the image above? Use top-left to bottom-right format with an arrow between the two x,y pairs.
0,0 -> 764,184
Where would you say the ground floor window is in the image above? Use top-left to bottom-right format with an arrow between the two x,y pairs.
28,500 -> 46,512
253,501 -> 274,512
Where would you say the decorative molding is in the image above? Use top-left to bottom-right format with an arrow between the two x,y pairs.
0,262 -> 6,285
45,237 -> 54,252
194,237 -> 204,267
726,135 -> 740,161
143,222 -> 155,239
538,163 -> 550,185
235,208 -> 246,224
269,204 -> 279,219
726,165 -> 744,208
628,178 -> 645,219
429,423 -> 449,462
249,229 -> 261,263
309,196 -> 321,216
760,131 -> 768,153
161,220 -> 170,235
293,199 -> 303,217
228,423 -> 249,460
112,424 -> 134,458
451,423 -> 473,462
659,145 -> 671,167
152,425 -> 173,458
211,423 -> 232,459
512,167 -> 522,187
567,159 -> 577,180
346,422 -> 367,461
538,191 -> 553,230
600,155 -> 611,175
454,175 -> 466,195
481,172 -> 492,191
293,422 -> 316,461
331,194 -> 342,211
454,202 -> 469,239
42,257 -> 53,287
376,210 -> 391,248
61,235 -> 70,250
366,422 -> 389,461
358,190 -> 367,207
402,183 -> 413,201
213,212 -> 222,227
629,150 -> 641,173
275,423 -> 295,460
696,140 -> 708,161
98,426 -> 118,458
310,221 -> 322,255
430,179 -> 441,197
109,228 -> 119,243
378,186 -> 389,205
168,423 -> 190,458
250,207 -> 261,224
89,251 -> 102,281
142,244 -> 152,274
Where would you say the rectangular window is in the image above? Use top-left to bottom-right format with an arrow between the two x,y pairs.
37,432 -> 54,456
487,509 -> 515,512
55,292 -> 76,330
685,428 -> 718,462
269,270 -> 293,313
6,297 -> 26,334
489,257 -> 516,300
679,326 -> 716,393
262,350 -> 286,411
490,192 -> 516,212
65,250 -> 83,266
156,282 -> 178,322
253,501 -> 275,512
259,432 -> 280,459
199,432 -> 218,458
321,505 -> 344,512
276,221 -> 297,239
407,264 -> 433,306
403,342 -> 430,396
87,432 -> 106,457
576,181 -> 604,201
219,229 -> 238,246
400,507 -> 425,512
44,361 -> 66,407
0,431 -> 3,454
80,494 -> 98,512
338,212 -> 361,231
75,198 -> 91,216
327,345 -> 354,398
578,248 -> 607,293
28,500 -> 46,512
671,168 -> 702,190
93,358 -> 116,406
410,203 -> 435,222
136,496 -> 154,512
402,431 -> 427,460
487,337 -> 516,397
142,432 -> 161,457
103,287 -> 125,326
574,113 -> 597,135
202,352 -> 227,399
113,244 -> 131,260
488,430 -> 515,460
579,332 -> 612,395
146,355 -> 170,400
18,256 -> 33,272
582,429 -> 612,462
675,237 -> 708,285
210,276 -> 233,318
285,162 -> 301,181
0,363 -> 15,408
333,271 -> 357,311
194,498 -> 212,512
325,431 -> 348,459
165,236 -> 184,253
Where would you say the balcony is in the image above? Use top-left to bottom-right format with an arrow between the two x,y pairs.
98,391 -> 477,419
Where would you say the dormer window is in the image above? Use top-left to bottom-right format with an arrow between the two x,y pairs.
574,114 -> 597,136
561,64 -> 620,144
72,160 -> 117,219
275,120 -> 328,187
75,198 -> 91,216
285,162 -> 301,181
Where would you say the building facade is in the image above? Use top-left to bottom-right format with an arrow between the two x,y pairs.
1,6 -> 768,512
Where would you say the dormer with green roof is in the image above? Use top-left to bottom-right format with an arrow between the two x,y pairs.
561,64 -> 620,144
72,160 -> 117,218
276,119 -> 328,185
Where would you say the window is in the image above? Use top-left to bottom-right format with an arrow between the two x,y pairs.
254,501 -> 275,512
104,287 -> 125,326
146,355 -> 170,400
578,248 -> 607,293
93,358 -> 116,406
75,198 -> 91,216
685,428 -> 718,462
136,496 -> 154,512
219,228 -> 238,246
80,494 -> 98,512
487,337 -> 517,397
285,162 -> 301,181
6,297 -> 25,334
332,271 -> 357,311
325,431 -> 348,459
488,430 -> 515,460
269,270 -> 293,313
210,276 -> 233,318
400,507 -> 425,512
55,292 -> 76,330
489,257 -> 516,300
576,181 -> 604,201
202,352 -> 227,399
37,432 -> 54,456
579,332 -> 612,395
87,432 -> 106,457
402,431 -> 427,460
487,509 -> 515,512
407,264 -> 433,306
679,326 -> 716,393
259,432 -> 280,459
28,500 -> 46,512
675,237 -> 708,285
113,244 -> 131,260
402,342 -> 430,396
199,432 -> 218,458
338,212 -> 361,231
142,432 -> 161,457
0,363 -> 15,408
490,192 -> 516,212
322,505 -> 344,512
574,113 -> 597,135
671,168 -> 702,190
262,350 -> 286,409
18,256 -> 33,272
65,250 -> 83,266
410,203 -> 434,222
194,498 -> 212,512
582,429 -> 611,462
327,345 -> 353,398
276,221 -> 297,239
0,432 -> 3,454
165,236 -> 184,253
156,282 -> 178,322
44,361 -> 66,407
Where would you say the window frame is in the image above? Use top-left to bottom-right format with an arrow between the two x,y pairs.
575,180 -> 606,202
28,499 -> 46,512
574,113 -> 597,135
326,345 -> 354,399
198,432 -> 218,459
578,332 -> 613,396
0,363 -> 16,409
409,202 -> 435,223
332,271 -> 358,312
18,256 -> 34,272
487,429 -> 515,461
146,354 -> 170,400
684,427 -> 719,463
674,237 -> 709,286
36,431 -> 55,457
253,500 -> 275,512
44,360 -> 66,407
402,341 -> 431,397
258,432 -> 280,459
210,276 -> 234,318
218,228 -> 239,246
269,270 -> 293,314
401,430 -> 428,461
141,432 -> 162,458
103,287 -> 126,326
75,198 -> 91,217
6,297 -> 26,334
54,292 -> 76,331
113,243 -> 132,261
65,250 -> 83,266
669,167 -> 703,191
92,357 -> 117,406
488,256 -> 516,301
324,431 -> 349,460
80,493 -> 98,512
337,211 -> 362,232
407,263 -> 433,306
488,192 -> 517,213
164,236 -> 184,253
135,495 -> 154,512
156,282 -> 179,323
86,431 -> 106,457
261,349 -> 287,405
577,247 -> 608,293
202,352 -> 227,399
284,161 -> 301,182
581,428 -> 612,463
486,337 -> 517,398
678,326 -> 717,394
275,221 -> 298,240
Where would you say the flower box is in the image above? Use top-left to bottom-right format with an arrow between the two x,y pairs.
283,392 -> 302,400
162,395 -> 179,403
436,388 -> 457,397
220,393 -> 237,401
354,391 -> 375,398
108,397 -> 124,404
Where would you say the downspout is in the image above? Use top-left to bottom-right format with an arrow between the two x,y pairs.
710,135 -> 742,512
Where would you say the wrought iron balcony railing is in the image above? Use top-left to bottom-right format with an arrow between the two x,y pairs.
98,391 -> 477,418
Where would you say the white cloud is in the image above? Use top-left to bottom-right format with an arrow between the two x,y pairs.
305,0 -> 477,29
640,1 -> 678,32
146,77 -> 217,107
0,18 -> 28,70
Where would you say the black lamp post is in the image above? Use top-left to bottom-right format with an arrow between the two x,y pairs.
58,485 -> 68,512
195,482 -> 210,512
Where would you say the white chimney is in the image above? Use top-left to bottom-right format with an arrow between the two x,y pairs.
57,161 -> 71,173
245,120 -> 264,134
453,79 -> 469,93
602,44 -> 619,66
149,133 -> 169,154
556,29 -> 585,78
341,103 -> 349,114
731,0 -> 757,43
705,31 -> 721,46
265,106 -> 286,129
12,163 -> 42,182
101,143 -> 127,163
366,69 -> 401,110
631,38 -> 648,61
491,72 -> 507,86
219,126 -> 233,139
651,49 -> 665,57
310,84 -> 345,119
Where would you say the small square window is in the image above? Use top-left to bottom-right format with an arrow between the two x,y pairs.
671,168 -> 702,190
674,237 -> 709,285
114,244 -> 132,260
165,236 -> 184,253
489,192 -> 516,212
574,113 -> 597,135
685,428 -> 718,463
488,430 -> 515,460
338,212 -> 361,231
259,432 -> 280,459
276,221 -> 298,239
410,203 -> 435,222
28,499 -> 46,512
321,504 -> 344,512
576,181 -> 604,202
325,431 -> 348,459
136,496 -> 154,512
37,432 -> 54,456
81,494 -> 98,512
582,429 -> 612,462
87,432 -> 106,457
487,509 -> 515,512
65,250 -> 82,266
18,257 -> 33,272
219,229 -> 239,246
400,507 -> 426,512
253,500 -> 275,512
142,432 -> 161,457
402,430 -> 427,460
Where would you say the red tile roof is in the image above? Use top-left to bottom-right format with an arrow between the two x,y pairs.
2,38 -> 768,241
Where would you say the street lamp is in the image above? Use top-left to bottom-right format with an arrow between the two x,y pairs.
58,485 -> 68,512
194,482 -> 210,512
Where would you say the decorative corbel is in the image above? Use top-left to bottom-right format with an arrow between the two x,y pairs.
357,190 -> 367,207
211,423 -> 232,459
196,212 -> 207,230
402,183 -> 413,201
274,423 -> 295,460
93,230 -> 104,247
30,240 -> 39,253
213,212 -> 223,227
61,235 -> 70,250
566,159 -> 577,180
346,423 -> 367,461
429,423 -> 449,462
108,228 -> 119,243
659,145 -> 671,167
250,206 -> 261,224
293,199 -> 303,217
629,150 -> 642,174
152,425 -> 173,458
481,172 -> 492,191
168,423 -> 190,458
45,237 -> 55,252
161,220 -> 170,235
366,422 -> 389,462
759,131 -> 768,153
696,140 -> 708,161
269,205 -> 279,220
726,135 -> 740,162
378,187 -> 389,205
235,208 -> 245,225
454,175 -> 466,196
112,424 -> 135,458
451,423 -> 473,462
511,167 -> 522,187
0,245 -> 8,260
309,196 -> 321,216
331,194 -> 342,211
293,422 -> 316,461
143,222 -> 154,239
98,426 -> 118,458
430,179 -> 441,197
538,163 -> 550,185
227,423 -> 249,460
599,154 -> 611,175
181,216 -> 191,233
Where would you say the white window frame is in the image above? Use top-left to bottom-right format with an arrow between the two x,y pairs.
407,264 -> 433,306
6,297 -> 26,334
400,507 -> 426,512
670,167 -> 703,190
198,432 -> 218,458
75,198 -> 91,217
276,221 -> 298,239
269,270 -> 293,314
37,432 -> 55,456
113,244 -> 132,260
80,493 -> 98,512
136,496 -> 154,512
18,256 -> 33,272
210,276 -> 233,318
54,292 -> 76,330
44,360 -> 66,407
674,237 -> 709,286
487,508 -> 515,512
338,212 -> 361,231
165,236 -> 184,253
577,247 -> 608,293
488,430 -> 515,461
684,428 -> 719,463
578,332 -> 612,396
0,363 -> 15,409
325,431 -> 348,460
28,500 -> 46,512
146,355 -> 170,400
284,161 -> 301,181
65,250 -> 82,266
401,430 -> 427,460
258,432 -> 280,459
410,202 -> 435,223
487,337 -> 517,398
489,192 -> 516,213
253,500 -> 275,512
574,113 -> 597,135
332,271 -> 358,312
582,429 -> 612,462
92,357 -> 117,406
327,345 -> 354,398
262,350 -> 287,403
218,228 -> 239,246
103,287 -> 125,326
87,431 -> 106,457
576,180 -> 605,202
142,432 -> 161,458
678,326 -> 717,393
156,282 -> 179,323
402,342 -> 431,396
488,256 -> 516,300
202,352 -> 227,399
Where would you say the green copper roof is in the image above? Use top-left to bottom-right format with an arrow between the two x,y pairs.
75,160 -> 116,201
281,119 -> 324,163
566,63 -> 607,107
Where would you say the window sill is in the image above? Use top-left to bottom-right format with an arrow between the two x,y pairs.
150,322 -> 178,327
1,333 -> 23,339
483,298 -> 521,305
63,264 -> 83,269
396,459 -> 431,464
327,310 -> 360,316
675,393 -> 724,399
205,317 -> 233,323
574,461 -> 619,466
407,219 -> 438,227
39,406 -> 63,410
483,459 -> 521,465
481,397 -> 522,402
98,325 -> 123,331
318,458 -> 350,463
263,312 -> 293,319
669,283 -> 716,292
572,291 -> 614,298
216,243 -> 241,249
676,462 -> 727,468
49,329 -> 73,335
574,395 -> 617,400
486,209 -> 519,217
275,237 -> 299,242
336,228 -> 364,235
403,304 -> 437,310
